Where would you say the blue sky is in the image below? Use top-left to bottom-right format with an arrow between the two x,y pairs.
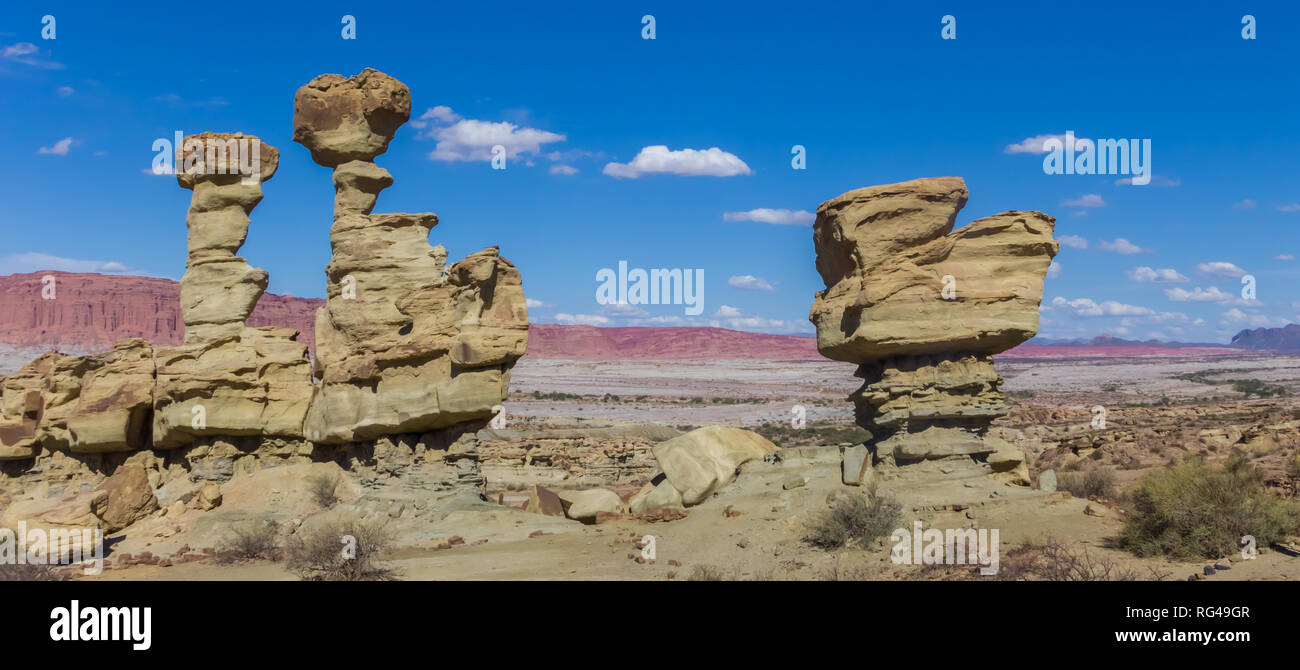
1,1 -> 1297,343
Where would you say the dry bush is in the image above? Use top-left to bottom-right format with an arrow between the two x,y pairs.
1119,454 -> 1300,559
802,486 -> 901,550
1058,467 -> 1117,499
307,473 -> 339,508
993,537 -> 1169,581
285,515 -> 398,581
0,563 -> 70,581
215,519 -> 282,564
686,565 -> 730,581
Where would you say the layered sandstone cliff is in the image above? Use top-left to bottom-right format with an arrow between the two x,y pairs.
810,177 -> 1058,463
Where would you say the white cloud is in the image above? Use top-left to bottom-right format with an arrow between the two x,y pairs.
525,298 -> 548,308
1115,175 -> 1179,187
1051,296 -> 1154,317
1098,238 -> 1147,254
1003,133 -> 1090,154
549,165 -> 578,176
1046,261 -> 1061,278
38,137 -> 74,156
722,208 -> 814,226
553,313 -> 611,326
1058,234 -> 1087,249
410,106 -> 461,127
1,41 -> 62,69
1195,261 -> 1247,278
1163,286 -> 1256,306
420,106 -> 566,162
727,275 -> 775,291
1127,266 -> 1188,283
55,86 -> 74,97
1277,203 -> 1300,213
603,145 -> 751,178
714,305 -> 744,318
0,252 -> 136,275
1277,254 -> 1295,261
1233,199 -> 1256,210
1221,308 -> 1289,328
1062,194 -> 1105,208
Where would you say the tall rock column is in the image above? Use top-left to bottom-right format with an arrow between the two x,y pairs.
151,133 -> 313,448
809,177 -> 1058,463
293,69 -> 529,444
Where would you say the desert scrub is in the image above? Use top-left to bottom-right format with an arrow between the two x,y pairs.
993,537 -> 1168,581
803,487 -> 902,550
1118,455 -> 1300,560
285,515 -> 398,581
307,473 -> 339,508
216,519 -> 282,563
1058,467 -> 1117,499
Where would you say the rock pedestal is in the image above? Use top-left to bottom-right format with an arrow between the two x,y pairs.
294,69 -> 528,443
810,177 -> 1058,463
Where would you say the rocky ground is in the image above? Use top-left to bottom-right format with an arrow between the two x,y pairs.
8,350 -> 1293,582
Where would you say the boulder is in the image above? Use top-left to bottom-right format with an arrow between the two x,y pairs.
556,488 -> 624,523
651,426 -> 780,505
191,482 -> 222,511
842,444 -> 872,486
0,490 -> 108,531
1039,469 -> 1058,493
628,477 -> 685,514
809,177 -> 1057,461
525,485 -> 565,517
94,465 -> 159,533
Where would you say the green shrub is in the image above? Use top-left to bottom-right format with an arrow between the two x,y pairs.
1118,456 -> 1300,559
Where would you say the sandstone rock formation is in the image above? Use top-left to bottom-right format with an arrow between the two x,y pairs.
810,177 -> 1058,463
0,70 -> 529,541
294,68 -> 528,443
651,426 -> 780,505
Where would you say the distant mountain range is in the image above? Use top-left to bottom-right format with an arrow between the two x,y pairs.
0,272 -> 1291,361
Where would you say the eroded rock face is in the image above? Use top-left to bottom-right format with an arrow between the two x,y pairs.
295,69 -> 528,444
810,177 -> 1058,462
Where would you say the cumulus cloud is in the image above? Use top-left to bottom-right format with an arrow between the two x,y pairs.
1163,286 -> 1257,306
1058,234 -> 1087,249
1277,203 -> 1300,213
1051,296 -> 1154,317
603,145 -> 751,178
1115,175 -> 1179,187
722,208 -> 814,226
55,86 -> 73,97
1062,194 -> 1105,208
1098,238 -> 1147,254
37,137 -> 74,155
1233,199 -> 1256,210
727,275 -> 774,291
1047,261 -> 1061,278
1196,261 -> 1247,278
1,41 -> 62,69
1003,133 -> 1090,154
549,165 -> 578,175
1277,254 -> 1295,261
1127,266 -> 1188,283
0,252 -> 136,275
525,298 -> 548,308
1221,308 -> 1288,328
416,106 -> 566,162
553,313 -> 611,326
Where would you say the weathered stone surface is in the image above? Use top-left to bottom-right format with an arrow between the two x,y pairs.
94,464 -> 159,533
810,177 -> 1058,461
292,69 -> 411,167
297,69 -> 528,444
841,444 -> 871,486
628,477 -> 685,514
1039,469 -> 1058,493
0,353 -> 54,459
54,340 -> 155,453
191,482 -> 222,511
525,484 -> 565,517
556,488 -> 624,522
0,489 -> 108,531
651,426 -> 780,505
